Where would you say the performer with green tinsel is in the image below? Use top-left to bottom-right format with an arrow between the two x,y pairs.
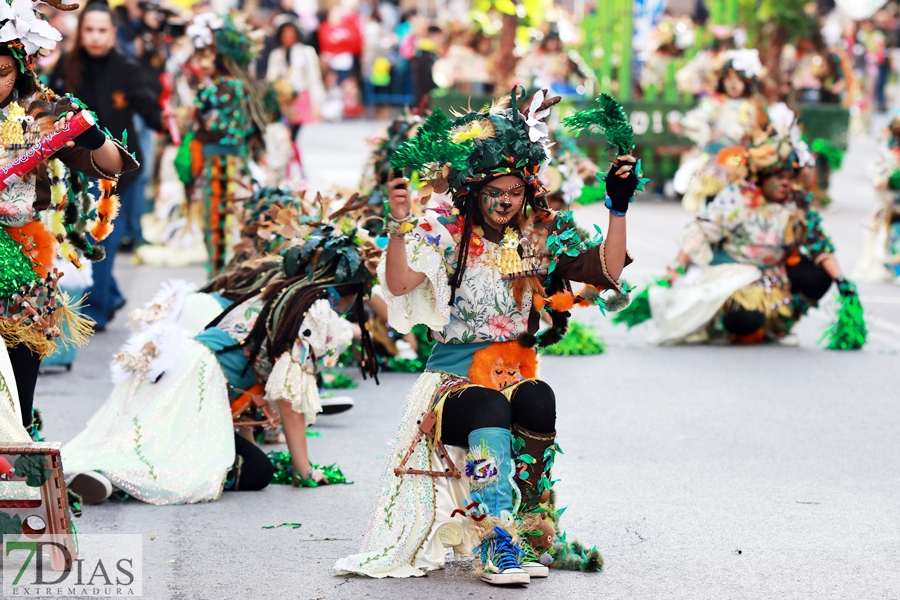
62,205 -> 381,504
0,0 -> 137,444
335,88 -> 639,585
177,12 -> 260,274
618,108 -> 865,350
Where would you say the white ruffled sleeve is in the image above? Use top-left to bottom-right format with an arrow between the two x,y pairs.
264,353 -> 321,425
377,239 -> 451,335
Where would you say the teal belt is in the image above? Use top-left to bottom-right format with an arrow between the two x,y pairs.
193,328 -> 256,392
426,341 -> 493,378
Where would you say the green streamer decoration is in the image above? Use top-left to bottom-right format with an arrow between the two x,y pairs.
819,291 -> 867,350
540,321 -> 606,356
563,93 -> 635,155
262,522 -> 302,530
609,280 -> 668,329
321,369 -> 357,389
266,451 -> 351,485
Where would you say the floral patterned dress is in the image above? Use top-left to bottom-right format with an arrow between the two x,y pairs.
63,282 -> 351,505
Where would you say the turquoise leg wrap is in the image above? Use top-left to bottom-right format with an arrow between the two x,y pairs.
468,427 -> 515,517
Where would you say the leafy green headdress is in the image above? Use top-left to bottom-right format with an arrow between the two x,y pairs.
391,86 -> 557,199
187,12 -> 257,68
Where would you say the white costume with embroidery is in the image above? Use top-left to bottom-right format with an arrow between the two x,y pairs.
63,282 -> 350,505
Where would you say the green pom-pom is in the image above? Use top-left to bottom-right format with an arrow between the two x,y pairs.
0,227 -> 38,298
810,138 -> 845,170
174,132 -> 196,187
563,93 -> 635,155
575,183 -> 606,205
888,170 -> 900,192
819,291 -> 867,350
540,321 -> 606,356
321,369 -> 357,389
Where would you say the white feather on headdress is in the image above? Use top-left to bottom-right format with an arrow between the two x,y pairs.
726,48 -> 762,79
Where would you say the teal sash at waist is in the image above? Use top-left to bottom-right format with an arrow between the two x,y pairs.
425,341 -> 493,378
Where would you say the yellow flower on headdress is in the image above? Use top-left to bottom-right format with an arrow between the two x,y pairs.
450,119 -> 495,144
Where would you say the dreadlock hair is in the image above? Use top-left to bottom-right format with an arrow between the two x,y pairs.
447,177 -> 550,306
205,279 -> 379,383
200,258 -> 283,301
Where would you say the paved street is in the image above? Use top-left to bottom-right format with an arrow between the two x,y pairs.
32,120 -> 900,600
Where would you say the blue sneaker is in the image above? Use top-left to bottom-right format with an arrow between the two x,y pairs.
479,527 -> 530,586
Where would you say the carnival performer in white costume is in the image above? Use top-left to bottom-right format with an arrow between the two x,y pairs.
335,88 -> 639,585
63,219 -> 380,504
673,49 -> 768,212
854,114 -> 900,283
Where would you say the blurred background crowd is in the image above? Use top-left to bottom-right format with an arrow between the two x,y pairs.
26,0 -> 900,333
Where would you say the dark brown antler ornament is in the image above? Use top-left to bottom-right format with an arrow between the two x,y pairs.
37,0 -> 80,11
536,89 -> 562,113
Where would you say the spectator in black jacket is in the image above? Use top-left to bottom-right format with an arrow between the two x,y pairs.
49,1 -> 163,330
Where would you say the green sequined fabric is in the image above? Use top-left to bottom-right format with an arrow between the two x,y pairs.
0,227 -> 37,299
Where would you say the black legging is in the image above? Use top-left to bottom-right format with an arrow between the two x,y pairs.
785,258 -> 833,302
722,258 -> 834,336
440,380 -> 556,447
228,434 -> 274,492
7,344 -> 40,428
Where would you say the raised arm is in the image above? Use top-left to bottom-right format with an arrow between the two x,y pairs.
384,177 -> 426,296
602,155 -> 636,280
553,155 -> 637,289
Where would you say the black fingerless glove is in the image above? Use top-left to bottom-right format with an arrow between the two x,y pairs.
73,124 -> 108,151
836,276 -> 857,297
604,160 -> 638,214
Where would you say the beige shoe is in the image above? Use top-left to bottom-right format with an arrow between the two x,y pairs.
480,566 -> 530,586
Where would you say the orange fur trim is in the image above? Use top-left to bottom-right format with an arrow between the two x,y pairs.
96,180 -> 120,220
511,275 -> 545,312
468,341 -> 539,390
547,291 -> 575,312
89,220 -> 114,241
7,221 -> 56,277
532,295 -> 546,312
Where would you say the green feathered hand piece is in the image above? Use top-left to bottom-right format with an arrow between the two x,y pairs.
390,109 -> 473,175
563,94 -> 635,155
820,290 -> 867,350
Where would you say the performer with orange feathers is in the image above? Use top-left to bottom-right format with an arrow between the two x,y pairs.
0,0 -> 137,436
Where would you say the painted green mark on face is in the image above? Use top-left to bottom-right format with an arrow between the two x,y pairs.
482,188 -> 502,215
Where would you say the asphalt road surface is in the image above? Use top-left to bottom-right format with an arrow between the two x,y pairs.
29,120 -> 900,600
